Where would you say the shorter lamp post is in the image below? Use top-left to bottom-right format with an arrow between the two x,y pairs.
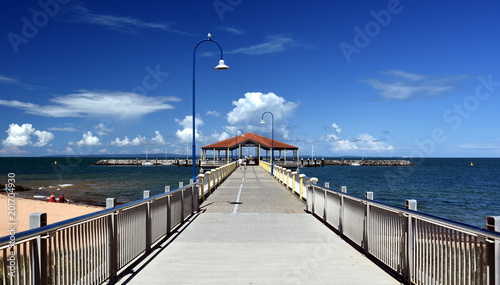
260,112 -> 274,176
236,129 -> 244,159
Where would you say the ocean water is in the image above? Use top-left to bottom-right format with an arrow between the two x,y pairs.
0,157 -> 192,205
1,157 -> 499,228
300,157 -> 500,228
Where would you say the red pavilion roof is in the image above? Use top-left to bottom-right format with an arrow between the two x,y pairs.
201,132 -> 298,150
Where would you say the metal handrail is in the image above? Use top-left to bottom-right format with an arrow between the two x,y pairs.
306,183 -> 500,284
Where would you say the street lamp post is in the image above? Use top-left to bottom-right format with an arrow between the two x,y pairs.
191,34 -> 229,180
236,129 -> 244,159
260,112 -> 274,176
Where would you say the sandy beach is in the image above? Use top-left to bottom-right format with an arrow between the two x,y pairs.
0,193 -> 104,237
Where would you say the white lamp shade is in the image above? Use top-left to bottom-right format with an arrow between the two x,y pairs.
214,59 -> 230,70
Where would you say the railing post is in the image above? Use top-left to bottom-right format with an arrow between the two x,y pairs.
108,212 -> 118,283
292,171 -> 297,194
193,182 -> 200,212
145,198 -> 152,254
29,213 -> 47,285
299,174 -> 305,200
198,174 -> 205,200
364,192 -> 373,254
405,199 -> 417,283
324,182 -> 330,188
486,216 -> 500,285
206,171 -> 212,193
166,194 -> 172,237
308,178 -> 318,214
286,169 -> 291,188
339,186 -> 347,235
143,190 -> 151,199
165,185 -> 171,193
106,198 -> 116,209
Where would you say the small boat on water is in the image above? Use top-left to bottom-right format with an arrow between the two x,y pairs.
142,147 -> 153,166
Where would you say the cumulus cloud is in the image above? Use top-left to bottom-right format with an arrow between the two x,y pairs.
330,134 -> 394,153
73,131 -> 100,146
0,91 -> 179,119
151,131 -> 166,145
175,115 -> 204,143
363,70 -> 465,100
227,92 -> 298,125
2,123 -> 54,147
94,123 -> 113,136
33,130 -> 54,147
111,135 -> 145,147
226,92 -> 298,139
332,123 -> 342,135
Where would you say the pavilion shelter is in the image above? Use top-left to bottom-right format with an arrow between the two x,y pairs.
201,132 -> 299,166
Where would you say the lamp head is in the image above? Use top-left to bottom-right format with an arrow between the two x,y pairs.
260,120 -> 265,124
214,59 -> 230,70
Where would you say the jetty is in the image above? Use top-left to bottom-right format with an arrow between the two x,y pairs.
1,161 -> 499,284
301,158 -> 414,167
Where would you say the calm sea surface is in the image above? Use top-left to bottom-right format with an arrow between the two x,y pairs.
1,157 -> 499,228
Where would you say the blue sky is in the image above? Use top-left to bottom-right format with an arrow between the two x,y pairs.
1,0 -> 500,157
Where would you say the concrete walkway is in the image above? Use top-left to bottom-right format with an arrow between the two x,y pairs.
117,166 -> 400,285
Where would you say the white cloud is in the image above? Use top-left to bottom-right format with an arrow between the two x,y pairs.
151,131 -> 166,145
217,26 -> 245,35
111,135 -> 145,147
332,123 -> 342,135
94,123 -> 113,136
226,92 -> 298,139
330,133 -> 394,153
0,75 -> 20,85
33,130 -> 54,147
363,70 -> 465,100
2,123 -> 54,147
0,91 -> 179,119
228,35 -> 298,55
74,131 -> 100,146
69,5 -> 189,35
0,75 -> 43,90
175,115 -> 204,143
0,146 -> 28,155
207,110 -> 221,117
227,92 -> 298,125
48,126 -> 78,132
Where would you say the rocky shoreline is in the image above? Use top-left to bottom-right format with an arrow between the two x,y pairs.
93,158 -> 413,167
301,159 -> 413,167
93,159 -> 175,166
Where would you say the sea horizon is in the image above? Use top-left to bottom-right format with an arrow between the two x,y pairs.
1,157 -> 499,228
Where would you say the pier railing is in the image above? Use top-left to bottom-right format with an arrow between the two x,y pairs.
0,161 -> 238,285
197,161 -> 237,200
1,186 -> 200,284
261,161 -> 500,285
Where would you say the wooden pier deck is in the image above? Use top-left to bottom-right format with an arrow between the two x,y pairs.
117,166 -> 399,284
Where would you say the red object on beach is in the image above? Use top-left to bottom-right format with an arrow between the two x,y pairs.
58,194 -> 66,203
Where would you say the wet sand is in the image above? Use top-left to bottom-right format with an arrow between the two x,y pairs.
0,193 -> 104,236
